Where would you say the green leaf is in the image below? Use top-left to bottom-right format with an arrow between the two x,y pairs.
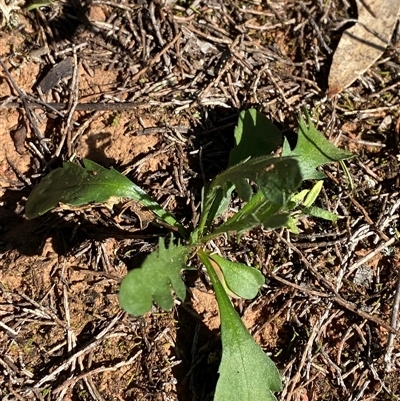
195,186 -> 233,241
303,180 -> 324,208
229,109 -> 283,167
196,157 -> 300,241
192,185 -> 219,242
256,158 -> 302,205
197,109 -> 284,238
26,159 -> 135,218
200,188 -> 291,241
199,190 -> 289,241
290,189 -> 309,204
286,189 -> 309,211
304,206 -> 339,222
235,189 -> 267,216
285,216 -> 300,234
25,159 -> 187,236
119,237 -> 189,316
209,254 -> 265,299
197,109 -> 284,239
282,111 -> 353,180
199,251 -> 282,401
26,0 -> 54,11
212,156 -> 302,205
211,211 -> 288,238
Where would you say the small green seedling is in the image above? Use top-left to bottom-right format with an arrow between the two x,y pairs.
26,109 -> 353,401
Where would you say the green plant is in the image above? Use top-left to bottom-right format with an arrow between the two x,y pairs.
26,109 -> 353,401
25,0 -> 56,11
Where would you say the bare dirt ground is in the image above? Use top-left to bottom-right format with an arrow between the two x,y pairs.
0,1 -> 399,400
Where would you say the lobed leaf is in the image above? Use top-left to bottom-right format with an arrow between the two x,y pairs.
119,237 -> 189,316
212,156 -> 302,205
197,110 -> 302,237
198,109 -> 283,235
282,112 -> 353,180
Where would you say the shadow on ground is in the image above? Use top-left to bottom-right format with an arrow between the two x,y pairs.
173,295 -> 221,401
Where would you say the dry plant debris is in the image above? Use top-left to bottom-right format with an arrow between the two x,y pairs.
0,0 -> 399,400
0,0 -> 23,26
328,0 -> 400,97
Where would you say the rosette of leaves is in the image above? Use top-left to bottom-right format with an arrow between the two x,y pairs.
26,109 -> 352,401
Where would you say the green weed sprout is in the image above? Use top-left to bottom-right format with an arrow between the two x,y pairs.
26,109 -> 353,401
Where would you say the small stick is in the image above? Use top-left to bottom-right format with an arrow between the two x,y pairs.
268,270 -> 330,298
332,295 -> 396,334
384,266 -> 400,371
285,320 -> 323,400
275,233 -> 397,334
348,195 -> 375,226
0,57 -> 50,154
33,312 -> 124,388
0,321 -> 18,337
17,292 -> 71,330
346,236 -> 396,276
129,31 -> 182,84
185,25 -> 232,45
6,157 -> 32,186
33,333 -> 115,388
1,101 -> 172,111
271,272 -> 397,334
66,50 -> 80,157
70,110 -> 104,146
339,105 -> 400,116
265,67 -> 292,109
356,160 -> 383,182
337,325 -> 355,366
196,57 -> 233,102
52,350 -> 142,394
299,1 -> 332,54
320,347 -> 346,389
149,2 -> 170,67
276,232 -> 337,293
